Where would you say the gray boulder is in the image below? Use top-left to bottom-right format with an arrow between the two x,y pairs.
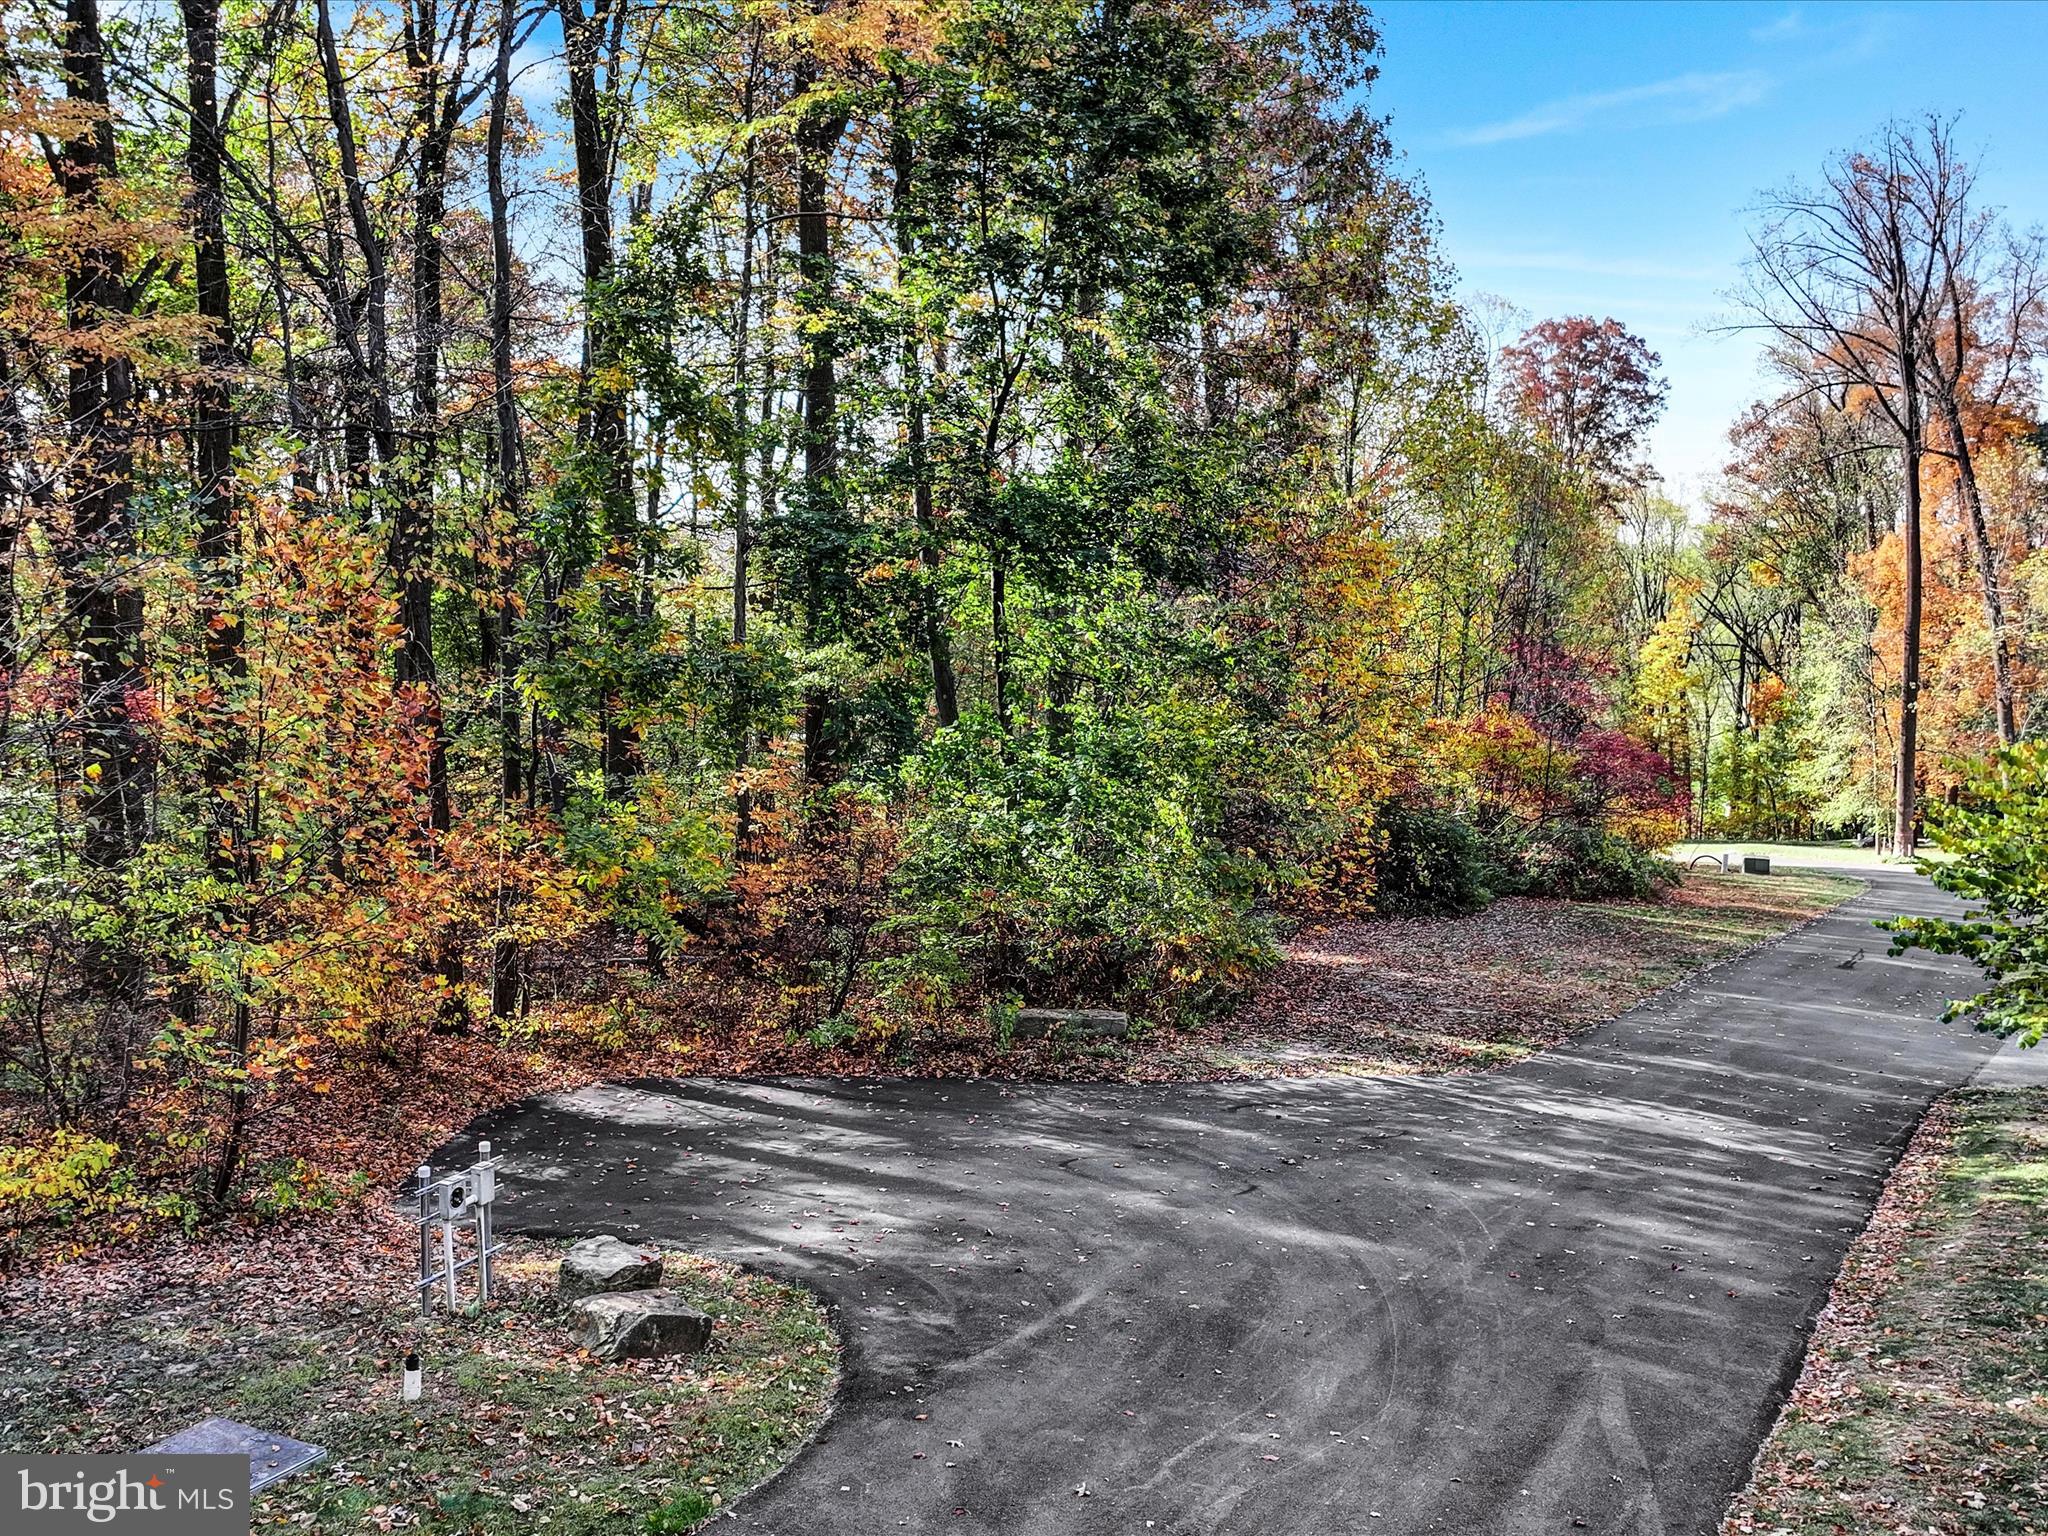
1009,1007 -> 1129,1041
558,1234 -> 663,1298
571,1290 -> 714,1361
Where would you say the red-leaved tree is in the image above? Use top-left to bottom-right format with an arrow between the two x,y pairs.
1502,316 -> 1668,498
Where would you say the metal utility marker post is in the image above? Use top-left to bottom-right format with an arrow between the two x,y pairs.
440,1191 -> 459,1310
475,1145 -> 496,1303
415,1142 -> 503,1314
415,1164 -> 433,1314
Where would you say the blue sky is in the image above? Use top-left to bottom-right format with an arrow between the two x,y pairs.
1368,1 -> 2048,508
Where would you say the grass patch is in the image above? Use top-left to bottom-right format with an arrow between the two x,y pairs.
1724,1088 -> 2048,1535
0,1226 -> 838,1535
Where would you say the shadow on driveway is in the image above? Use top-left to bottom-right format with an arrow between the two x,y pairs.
447,871 -> 2040,1536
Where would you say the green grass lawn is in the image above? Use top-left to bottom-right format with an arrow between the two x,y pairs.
1671,839 -> 1951,870
1725,1088 -> 2048,1534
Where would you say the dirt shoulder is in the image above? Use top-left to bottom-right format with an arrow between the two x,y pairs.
1167,868 -> 1862,1077
710,868 -> 1862,1081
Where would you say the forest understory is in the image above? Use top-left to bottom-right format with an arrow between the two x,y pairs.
0,866 -> 1850,1279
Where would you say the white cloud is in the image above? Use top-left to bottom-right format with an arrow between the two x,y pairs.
1748,9 -> 1808,44
1747,5 -> 1894,57
509,41 -> 568,116
1450,69 -> 1772,147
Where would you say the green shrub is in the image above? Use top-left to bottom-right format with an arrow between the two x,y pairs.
0,1130 -> 121,1232
558,768 -> 728,957
1884,742 -> 2048,1044
243,1159 -> 368,1219
1368,801 -> 1504,917
0,1131 -> 198,1263
887,711 -> 1276,1018
1514,822 -> 1676,901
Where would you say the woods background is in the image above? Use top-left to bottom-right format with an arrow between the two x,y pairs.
1,0 -> 2042,1248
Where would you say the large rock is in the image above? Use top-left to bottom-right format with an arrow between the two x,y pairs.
559,1234 -> 663,1298
571,1290 -> 714,1361
1008,1007 -> 1129,1041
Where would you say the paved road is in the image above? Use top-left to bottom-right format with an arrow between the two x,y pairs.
451,872 -> 2043,1535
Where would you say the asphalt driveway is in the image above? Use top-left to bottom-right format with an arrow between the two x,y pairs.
449,871 -> 2040,1535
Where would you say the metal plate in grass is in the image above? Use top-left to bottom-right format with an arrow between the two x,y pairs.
143,1417 -> 326,1491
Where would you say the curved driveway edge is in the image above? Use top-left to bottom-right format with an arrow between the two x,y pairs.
447,871 -> 2043,1535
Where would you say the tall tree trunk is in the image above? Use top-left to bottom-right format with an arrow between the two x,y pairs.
485,0 -> 523,804
729,37 -> 759,850
486,0 -> 524,1018
0,343 -> 44,709
890,84 -> 959,730
400,47 -> 452,842
182,0 -> 257,1198
314,0 -> 398,468
59,0 -> 147,1016
0,460 -> 17,710
1895,409 -> 1924,858
1873,129 -> 1938,860
401,0 -> 476,1028
1936,393 -> 2018,744
730,155 -> 755,655
180,0 -> 246,882
558,0 -> 638,790
794,36 -> 849,782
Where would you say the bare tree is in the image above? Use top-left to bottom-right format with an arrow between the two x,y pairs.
1737,120 -> 1959,856
1910,120 -> 2048,746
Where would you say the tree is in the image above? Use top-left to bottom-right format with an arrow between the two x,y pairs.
789,0 -> 852,782
1738,121 -> 1958,857
6,0 -> 1941,1237
177,0 -> 258,1198
1500,316 -> 1667,500
484,0 -> 529,1016
1910,118 -> 2047,747
395,0 -> 487,838
1885,742 -> 2048,1044
556,0 -> 641,790
56,0 -> 150,1009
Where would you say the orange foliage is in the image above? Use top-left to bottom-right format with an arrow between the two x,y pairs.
148,497 -> 590,1057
